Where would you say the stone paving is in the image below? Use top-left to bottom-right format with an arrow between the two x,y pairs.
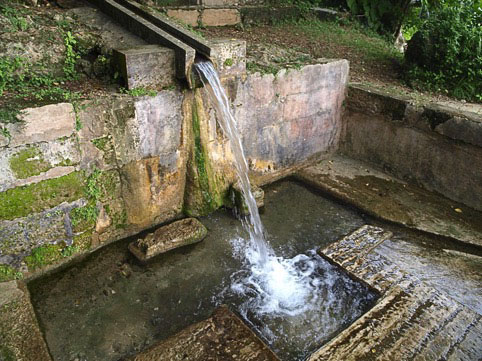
309,225 -> 482,361
296,156 -> 482,247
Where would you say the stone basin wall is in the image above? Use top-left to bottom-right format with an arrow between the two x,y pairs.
0,60 -> 348,278
340,84 -> 482,212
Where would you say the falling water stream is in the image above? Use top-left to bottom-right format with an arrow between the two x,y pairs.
195,60 -> 376,359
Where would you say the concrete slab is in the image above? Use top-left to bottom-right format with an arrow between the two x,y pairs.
126,305 -> 280,361
113,45 -> 176,89
296,156 -> 482,247
0,281 -> 51,361
128,217 -> 207,261
310,225 -> 482,361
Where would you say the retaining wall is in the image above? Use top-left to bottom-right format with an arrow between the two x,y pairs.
0,59 -> 348,277
340,84 -> 482,211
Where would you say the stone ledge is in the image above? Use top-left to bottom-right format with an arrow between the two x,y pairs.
309,225 -> 482,361
295,156 -> 482,247
0,281 -> 52,361
1,103 -> 76,148
129,217 -> 207,261
126,305 -> 280,361
347,83 -> 482,148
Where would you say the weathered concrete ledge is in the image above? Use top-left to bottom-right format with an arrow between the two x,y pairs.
296,156 -> 482,248
128,217 -> 207,261
126,305 -> 279,361
341,83 -> 482,211
0,281 -> 51,361
309,225 -> 482,360
87,0 -> 196,82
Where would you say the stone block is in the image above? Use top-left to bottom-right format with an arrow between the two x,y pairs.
201,8 -> 240,26
210,38 -> 246,79
227,182 -> 264,216
125,305 -> 279,361
0,281 -> 52,361
166,9 -> 199,27
128,218 -> 207,261
5,103 -> 75,147
113,45 -> 176,90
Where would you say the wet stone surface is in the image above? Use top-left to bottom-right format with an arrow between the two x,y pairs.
310,225 -> 482,361
28,180 -> 367,361
126,306 -> 280,361
128,218 -> 208,262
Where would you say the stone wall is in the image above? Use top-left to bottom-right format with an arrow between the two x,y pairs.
340,84 -> 482,211
0,59 -> 348,278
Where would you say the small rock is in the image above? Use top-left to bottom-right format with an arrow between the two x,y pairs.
95,205 -> 112,233
128,218 -> 208,262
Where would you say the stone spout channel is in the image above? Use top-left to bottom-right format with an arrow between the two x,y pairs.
87,0 -> 213,87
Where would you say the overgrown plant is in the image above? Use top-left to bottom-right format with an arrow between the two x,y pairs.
404,1 -> 482,101
345,0 -> 412,37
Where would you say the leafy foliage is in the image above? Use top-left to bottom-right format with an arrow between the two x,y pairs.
345,0 -> 411,36
404,1 -> 482,101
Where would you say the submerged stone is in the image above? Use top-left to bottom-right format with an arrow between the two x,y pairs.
126,305 -> 279,361
128,218 -> 207,261
227,182 -> 265,216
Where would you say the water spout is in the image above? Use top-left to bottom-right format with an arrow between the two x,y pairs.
195,60 -> 271,264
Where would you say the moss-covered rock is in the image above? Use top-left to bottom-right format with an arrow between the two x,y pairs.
9,146 -> 50,179
0,172 -> 84,221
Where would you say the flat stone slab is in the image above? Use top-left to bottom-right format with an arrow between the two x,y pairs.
126,305 -> 280,361
0,281 -> 51,361
309,225 -> 482,361
296,156 -> 482,247
4,103 -> 75,148
129,218 -> 207,261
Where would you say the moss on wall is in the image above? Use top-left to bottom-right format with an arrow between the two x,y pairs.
9,146 -> 51,179
0,172 -> 84,221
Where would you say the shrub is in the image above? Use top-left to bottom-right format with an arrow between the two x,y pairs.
404,1 -> 482,101
346,0 -> 412,36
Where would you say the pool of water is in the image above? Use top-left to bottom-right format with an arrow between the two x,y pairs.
29,180 -> 374,361
29,179 -> 481,361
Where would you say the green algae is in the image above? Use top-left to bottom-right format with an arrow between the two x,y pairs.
0,172 -> 84,221
9,147 -> 50,179
24,244 -> 63,271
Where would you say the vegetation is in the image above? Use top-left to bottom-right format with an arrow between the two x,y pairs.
404,1 -> 482,101
9,147 -> 50,179
120,87 -> 157,97
0,264 -> 23,282
0,172 -> 84,221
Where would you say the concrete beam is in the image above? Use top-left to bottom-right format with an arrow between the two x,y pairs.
87,0 -> 195,84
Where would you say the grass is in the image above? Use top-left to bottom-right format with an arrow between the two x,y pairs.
288,18 -> 402,63
0,264 -> 23,282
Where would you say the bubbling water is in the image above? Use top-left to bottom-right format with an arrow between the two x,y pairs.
195,59 -> 329,317
195,60 -> 375,359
